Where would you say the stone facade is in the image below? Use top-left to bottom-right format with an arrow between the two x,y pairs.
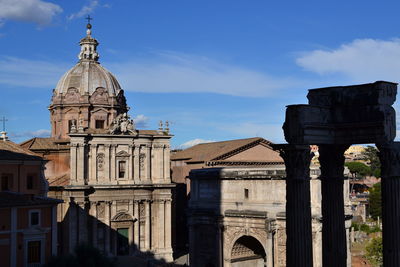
188,166 -> 352,267
24,23 -> 175,262
0,136 -> 61,267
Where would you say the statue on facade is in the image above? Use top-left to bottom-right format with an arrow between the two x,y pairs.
110,113 -> 137,135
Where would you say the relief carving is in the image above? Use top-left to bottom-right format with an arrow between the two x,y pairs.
65,88 -> 80,103
139,153 -> 146,170
90,87 -> 109,104
97,153 -> 105,171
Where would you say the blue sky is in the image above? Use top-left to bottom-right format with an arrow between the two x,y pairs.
1,0 -> 400,148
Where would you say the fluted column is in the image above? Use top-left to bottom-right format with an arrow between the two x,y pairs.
378,142 -> 400,267
319,144 -> 349,267
274,144 -> 313,267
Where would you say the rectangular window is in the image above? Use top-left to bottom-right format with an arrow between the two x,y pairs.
244,188 -> 249,199
30,211 -> 40,227
95,120 -> 105,129
27,240 -> 41,264
118,161 -> 126,178
1,175 -> 9,191
27,175 -> 34,190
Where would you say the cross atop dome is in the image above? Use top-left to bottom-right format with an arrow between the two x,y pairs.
78,15 -> 99,62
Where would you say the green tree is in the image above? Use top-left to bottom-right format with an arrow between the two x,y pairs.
44,244 -> 117,267
365,236 -> 383,267
362,146 -> 381,178
369,182 -> 382,220
345,161 -> 371,178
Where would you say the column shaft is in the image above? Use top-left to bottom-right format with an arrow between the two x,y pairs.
274,144 -> 313,267
378,142 -> 400,266
319,144 -> 349,267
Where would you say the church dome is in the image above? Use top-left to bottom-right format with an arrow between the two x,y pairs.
49,21 -> 129,140
55,61 -> 122,96
54,22 -> 122,97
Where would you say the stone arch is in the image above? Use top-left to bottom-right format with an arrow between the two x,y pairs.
230,235 -> 266,267
112,212 -> 133,222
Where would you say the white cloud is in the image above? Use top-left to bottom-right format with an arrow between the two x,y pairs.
10,129 -> 50,138
0,56 -> 68,88
296,38 -> 400,83
0,52 -> 300,97
108,52 -> 299,97
67,0 -> 99,20
0,0 -> 62,26
132,114 -> 148,128
178,138 -> 215,149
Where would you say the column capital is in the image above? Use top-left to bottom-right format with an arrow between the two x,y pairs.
272,144 -> 313,180
319,144 -> 350,180
377,142 -> 400,178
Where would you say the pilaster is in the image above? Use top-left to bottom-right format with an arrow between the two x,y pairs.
145,200 -> 151,250
133,145 -> 140,182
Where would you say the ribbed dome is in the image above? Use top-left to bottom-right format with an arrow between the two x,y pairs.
55,61 -> 122,96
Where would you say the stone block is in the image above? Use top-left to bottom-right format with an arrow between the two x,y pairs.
307,81 -> 397,107
283,104 -> 396,144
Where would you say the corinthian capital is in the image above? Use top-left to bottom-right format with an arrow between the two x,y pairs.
377,142 -> 400,178
273,144 -> 313,180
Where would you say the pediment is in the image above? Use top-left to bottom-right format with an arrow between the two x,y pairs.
116,150 -> 130,157
224,144 -> 282,162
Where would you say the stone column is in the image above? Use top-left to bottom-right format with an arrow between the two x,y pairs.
165,199 -> 172,250
110,144 -> 116,181
133,145 -> 140,182
104,201 -> 111,255
90,202 -> 98,248
145,200 -> 151,250
318,144 -> 349,267
146,145 -> 152,182
104,144 -> 111,182
134,201 -> 140,249
78,202 -> 87,243
129,145 -> 133,181
70,144 -> 77,183
77,144 -> 85,184
378,142 -> 400,267
159,200 -> 165,249
164,144 -> 171,181
274,144 -> 313,267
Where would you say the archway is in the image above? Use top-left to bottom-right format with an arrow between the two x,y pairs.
230,236 -> 266,267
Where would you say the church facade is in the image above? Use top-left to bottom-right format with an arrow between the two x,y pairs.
22,23 -> 174,261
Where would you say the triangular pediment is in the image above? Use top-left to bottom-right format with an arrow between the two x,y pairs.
223,144 -> 282,162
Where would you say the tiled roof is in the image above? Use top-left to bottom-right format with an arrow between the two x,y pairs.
0,140 -> 43,161
48,173 -> 70,187
171,137 -> 281,162
0,191 -> 62,208
20,137 -> 70,151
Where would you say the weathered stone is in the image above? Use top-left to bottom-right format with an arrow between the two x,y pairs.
283,103 -> 395,144
307,81 -> 397,107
